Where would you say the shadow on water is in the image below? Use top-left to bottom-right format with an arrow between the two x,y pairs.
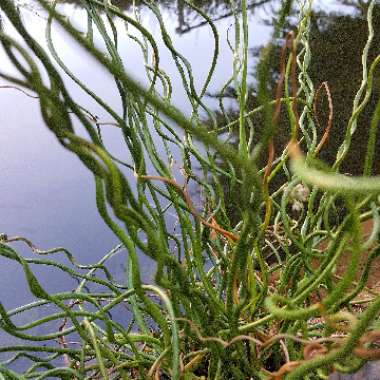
207,1 -> 380,226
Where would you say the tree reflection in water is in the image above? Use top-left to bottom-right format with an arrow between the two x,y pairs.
205,1 -> 380,224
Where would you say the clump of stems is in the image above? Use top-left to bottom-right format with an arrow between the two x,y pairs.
0,0 -> 379,378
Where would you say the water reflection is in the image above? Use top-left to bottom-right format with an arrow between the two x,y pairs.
207,1 -> 380,223
0,0 -> 274,314
1,0 -> 373,307
309,4 -> 380,174
0,1 -> 373,278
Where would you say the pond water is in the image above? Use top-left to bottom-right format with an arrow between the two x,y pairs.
0,2 -> 277,355
0,0 -> 277,310
0,0 -> 378,370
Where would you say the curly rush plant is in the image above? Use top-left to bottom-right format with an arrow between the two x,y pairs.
0,0 -> 380,379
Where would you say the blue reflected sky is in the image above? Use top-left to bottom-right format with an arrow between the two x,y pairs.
0,1 -> 272,310
0,0 -> 351,308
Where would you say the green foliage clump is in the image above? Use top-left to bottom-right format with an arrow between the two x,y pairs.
0,0 -> 379,379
